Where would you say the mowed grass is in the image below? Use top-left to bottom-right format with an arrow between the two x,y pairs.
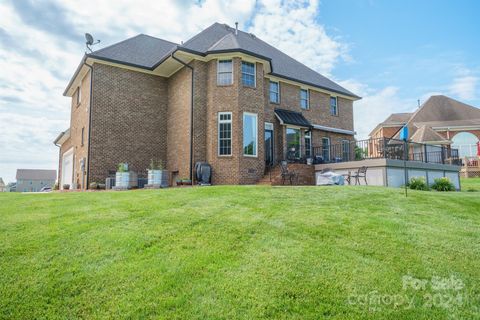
0,186 -> 479,319
462,177 -> 480,192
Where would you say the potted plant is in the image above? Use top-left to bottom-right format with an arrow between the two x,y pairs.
115,163 -> 138,189
147,159 -> 169,188
181,178 -> 192,186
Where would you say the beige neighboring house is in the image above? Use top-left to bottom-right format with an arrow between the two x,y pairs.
370,95 -> 480,157
0,178 -> 5,192
54,22 -> 360,189
16,169 -> 56,192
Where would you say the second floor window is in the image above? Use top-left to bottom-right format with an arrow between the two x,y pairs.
218,112 -> 232,156
269,81 -> 279,103
217,60 -> 233,85
241,61 -> 255,87
300,89 -> 309,109
330,96 -> 338,115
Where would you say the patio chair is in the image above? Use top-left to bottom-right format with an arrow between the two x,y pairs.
280,160 -> 298,185
351,166 -> 368,185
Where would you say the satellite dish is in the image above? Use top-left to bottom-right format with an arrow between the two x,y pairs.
84,33 -> 100,53
85,33 -> 94,46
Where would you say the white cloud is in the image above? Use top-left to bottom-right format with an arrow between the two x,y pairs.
248,0 -> 349,76
449,75 -> 478,100
0,0 -> 346,183
339,80 -> 417,140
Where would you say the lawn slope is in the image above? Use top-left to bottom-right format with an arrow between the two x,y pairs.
0,186 -> 479,319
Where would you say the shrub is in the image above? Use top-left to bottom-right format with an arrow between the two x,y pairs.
117,163 -> 128,172
408,177 -> 429,191
149,159 -> 164,170
431,177 -> 455,192
53,183 -> 59,191
90,182 -> 99,189
63,184 -> 70,190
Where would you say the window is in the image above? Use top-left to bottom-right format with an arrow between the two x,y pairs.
241,61 -> 256,87
269,81 -> 280,103
342,140 -> 350,161
287,128 -> 301,159
300,89 -> 309,109
305,131 -> 312,158
218,112 -> 232,156
452,132 -> 479,157
243,113 -> 258,156
81,127 -> 85,146
76,86 -> 81,106
217,60 -> 233,85
322,137 -> 330,162
330,96 -> 338,116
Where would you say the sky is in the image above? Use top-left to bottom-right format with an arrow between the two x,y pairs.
0,0 -> 479,183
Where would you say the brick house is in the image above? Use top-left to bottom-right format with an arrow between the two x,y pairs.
369,95 -> 480,158
54,23 -> 360,189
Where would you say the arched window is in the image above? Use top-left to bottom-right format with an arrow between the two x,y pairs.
451,132 -> 479,157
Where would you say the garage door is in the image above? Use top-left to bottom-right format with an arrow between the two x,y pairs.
61,149 -> 74,189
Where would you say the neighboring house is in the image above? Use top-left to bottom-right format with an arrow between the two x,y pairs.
369,95 -> 480,158
16,169 -> 56,192
0,178 -> 5,192
6,182 -> 16,192
54,22 -> 360,188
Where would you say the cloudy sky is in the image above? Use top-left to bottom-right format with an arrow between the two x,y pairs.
1,0 -> 479,183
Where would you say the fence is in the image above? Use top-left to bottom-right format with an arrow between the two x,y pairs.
312,138 -> 460,165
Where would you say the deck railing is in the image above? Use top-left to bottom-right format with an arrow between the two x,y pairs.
312,138 -> 461,165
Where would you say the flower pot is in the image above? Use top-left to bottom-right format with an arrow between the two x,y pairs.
115,171 -> 138,189
306,158 -> 313,165
182,179 -> 192,186
148,169 -> 169,188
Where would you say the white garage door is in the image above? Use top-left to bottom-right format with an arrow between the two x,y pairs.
61,149 -> 74,189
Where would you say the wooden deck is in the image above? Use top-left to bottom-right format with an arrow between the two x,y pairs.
461,157 -> 480,178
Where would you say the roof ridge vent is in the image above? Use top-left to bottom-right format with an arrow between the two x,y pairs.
249,33 -> 256,39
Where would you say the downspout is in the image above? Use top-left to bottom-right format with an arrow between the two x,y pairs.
83,59 -> 94,190
171,51 -> 195,182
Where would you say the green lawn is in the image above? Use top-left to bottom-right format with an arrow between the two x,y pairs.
461,177 -> 480,192
0,186 -> 479,319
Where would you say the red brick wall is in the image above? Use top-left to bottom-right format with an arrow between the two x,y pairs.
88,63 -> 168,183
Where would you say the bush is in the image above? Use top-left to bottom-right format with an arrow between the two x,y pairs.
117,163 -> 128,172
408,177 -> 429,191
431,177 -> 455,192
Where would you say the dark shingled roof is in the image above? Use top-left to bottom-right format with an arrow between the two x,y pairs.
368,112 -> 412,136
16,169 -> 56,181
274,109 -> 312,128
410,125 -> 448,143
89,34 -> 178,69
392,95 -> 480,141
180,23 -> 358,98
87,23 -> 359,98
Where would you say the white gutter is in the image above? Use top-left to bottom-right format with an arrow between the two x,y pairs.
432,125 -> 480,131
312,124 -> 356,135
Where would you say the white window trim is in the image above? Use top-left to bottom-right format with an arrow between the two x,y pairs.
218,112 -> 232,156
300,88 -> 309,110
217,59 -> 233,85
269,81 -> 280,103
243,112 -> 258,157
241,61 -> 256,88
330,96 -> 338,116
